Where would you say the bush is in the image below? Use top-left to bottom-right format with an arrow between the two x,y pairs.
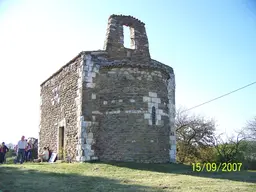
5,157 -> 16,164
5,149 -> 16,158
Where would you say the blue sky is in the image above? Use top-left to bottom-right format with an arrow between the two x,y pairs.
0,0 -> 255,144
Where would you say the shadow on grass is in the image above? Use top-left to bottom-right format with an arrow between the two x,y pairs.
0,166 -> 164,192
98,161 -> 256,184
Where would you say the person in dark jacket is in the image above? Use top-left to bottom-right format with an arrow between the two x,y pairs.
2,142 -> 9,163
0,143 -> 4,164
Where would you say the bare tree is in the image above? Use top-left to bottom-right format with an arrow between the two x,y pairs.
175,107 -> 216,163
176,108 -> 216,145
245,116 -> 256,140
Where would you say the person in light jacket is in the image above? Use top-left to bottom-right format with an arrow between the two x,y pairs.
16,136 -> 27,164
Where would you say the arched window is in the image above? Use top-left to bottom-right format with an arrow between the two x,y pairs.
152,106 -> 156,125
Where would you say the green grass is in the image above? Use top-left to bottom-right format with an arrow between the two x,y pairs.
0,160 -> 255,192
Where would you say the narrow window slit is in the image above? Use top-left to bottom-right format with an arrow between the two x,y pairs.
152,106 -> 156,125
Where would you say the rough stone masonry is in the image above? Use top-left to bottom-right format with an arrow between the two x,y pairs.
39,14 -> 176,163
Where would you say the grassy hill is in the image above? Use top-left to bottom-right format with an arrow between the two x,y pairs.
0,161 -> 255,192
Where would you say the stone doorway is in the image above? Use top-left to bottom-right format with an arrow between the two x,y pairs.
58,126 -> 65,159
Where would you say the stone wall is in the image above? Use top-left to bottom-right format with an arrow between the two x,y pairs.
76,52 -> 107,161
39,54 -> 83,161
167,73 -> 176,162
78,52 -> 175,162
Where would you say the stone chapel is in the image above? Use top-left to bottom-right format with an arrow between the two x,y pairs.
39,14 -> 176,163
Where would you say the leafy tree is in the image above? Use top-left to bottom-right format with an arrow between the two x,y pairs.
237,140 -> 256,169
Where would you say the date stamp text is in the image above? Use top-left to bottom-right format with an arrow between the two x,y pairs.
192,162 -> 242,172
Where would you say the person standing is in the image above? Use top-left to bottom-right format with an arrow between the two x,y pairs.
25,140 -> 32,162
16,136 -> 27,164
0,143 -> 4,164
1,142 -> 9,163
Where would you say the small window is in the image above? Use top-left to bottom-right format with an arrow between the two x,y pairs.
152,106 -> 156,125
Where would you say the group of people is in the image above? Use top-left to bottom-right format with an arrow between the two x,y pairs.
15,136 -> 50,164
0,136 -> 51,164
14,136 -> 37,164
0,142 -> 9,164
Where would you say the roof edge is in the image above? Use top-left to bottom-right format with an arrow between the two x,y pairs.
151,59 -> 174,74
40,50 -> 107,86
109,14 -> 145,26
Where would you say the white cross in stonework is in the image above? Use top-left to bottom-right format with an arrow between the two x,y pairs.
142,92 -> 162,126
51,86 -> 60,105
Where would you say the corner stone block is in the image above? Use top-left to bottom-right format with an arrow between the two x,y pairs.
86,121 -> 92,126
158,120 -> 164,125
91,72 -> 96,77
93,67 -> 99,73
171,140 -> 176,145
91,156 -> 98,160
169,149 -> 175,155
147,102 -> 153,109
80,156 -> 87,162
88,132 -> 93,139
82,131 -> 87,138
85,76 -> 93,83
82,121 -> 86,128
88,150 -> 95,156
86,83 -> 96,88
85,144 -> 91,150
151,97 -> 158,103
92,93 -> 96,99
149,92 -> 157,97
143,96 -> 150,102
170,127 -> 176,132
87,138 -> 93,145
144,113 -> 150,119
80,116 -> 84,122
